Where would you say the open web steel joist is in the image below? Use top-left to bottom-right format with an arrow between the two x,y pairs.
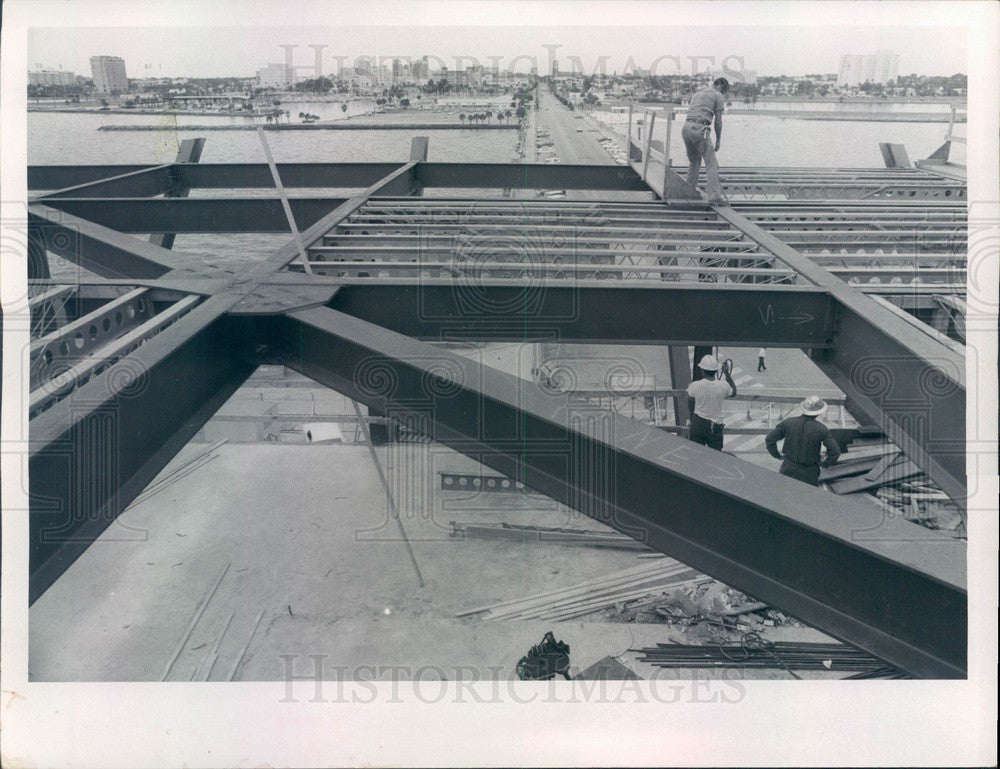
21,143 -> 968,677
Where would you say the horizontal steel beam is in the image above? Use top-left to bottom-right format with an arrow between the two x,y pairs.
326,281 -> 836,346
34,165 -> 177,200
28,164 -> 160,191
27,204 -> 188,279
29,296 -> 256,603
174,162 -> 405,189
416,163 -> 650,191
38,197 -> 350,233
259,306 -> 966,678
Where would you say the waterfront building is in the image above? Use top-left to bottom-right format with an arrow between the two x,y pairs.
838,50 -> 900,87
28,69 -> 76,87
90,55 -> 128,94
256,63 -> 296,89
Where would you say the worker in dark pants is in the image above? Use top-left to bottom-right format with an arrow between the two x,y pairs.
765,396 -> 841,486
757,348 -> 767,372
686,354 -> 737,450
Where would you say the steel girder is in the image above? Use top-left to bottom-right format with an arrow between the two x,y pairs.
39,166 -> 176,200
324,281 -> 837,347
21,156 -> 970,679
37,197 -> 352,234
173,162 -> 406,189
27,296 -> 256,602
254,305 -> 966,679
28,164 -> 159,191
27,204 -> 187,278
716,207 -> 966,505
415,163 -> 652,191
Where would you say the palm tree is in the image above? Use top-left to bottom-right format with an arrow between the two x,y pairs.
459,112 -> 465,124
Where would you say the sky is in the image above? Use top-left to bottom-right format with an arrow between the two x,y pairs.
27,24 -> 967,80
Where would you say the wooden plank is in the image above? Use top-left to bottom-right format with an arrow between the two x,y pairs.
864,450 -> 902,481
819,457 -> 881,482
829,460 -> 920,494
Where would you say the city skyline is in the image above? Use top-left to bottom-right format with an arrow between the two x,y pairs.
27,25 -> 966,80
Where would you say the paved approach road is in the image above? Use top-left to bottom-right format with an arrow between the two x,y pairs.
535,89 -> 653,202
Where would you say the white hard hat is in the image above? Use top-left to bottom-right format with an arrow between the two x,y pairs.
801,396 -> 827,416
698,354 -> 720,371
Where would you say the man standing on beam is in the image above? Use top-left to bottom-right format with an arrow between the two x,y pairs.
686,354 -> 737,450
682,77 -> 730,206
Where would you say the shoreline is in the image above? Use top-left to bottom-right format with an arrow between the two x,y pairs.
97,122 -> 520,131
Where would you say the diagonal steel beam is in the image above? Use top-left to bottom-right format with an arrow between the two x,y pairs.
326,281 -> 837,347
715,206 -> 966,506
258,305 -> 966,678
27,204 -> 188,279
28,295 -> 255,603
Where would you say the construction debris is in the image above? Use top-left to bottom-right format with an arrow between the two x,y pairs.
457,560 -> 709,622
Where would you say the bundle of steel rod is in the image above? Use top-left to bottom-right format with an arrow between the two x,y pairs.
449,521 -> 652,551
457,560 -> 710,622
633,641 -> 888,673
127,439 -> 228,509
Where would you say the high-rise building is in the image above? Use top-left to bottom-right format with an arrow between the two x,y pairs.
256,63 -> 295,89
837,50 -> 899,87
90,56 -> 128,94
29,69 -> 76,87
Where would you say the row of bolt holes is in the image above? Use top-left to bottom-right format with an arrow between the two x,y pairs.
443,476 -> 524,490
39,299 -> 146,366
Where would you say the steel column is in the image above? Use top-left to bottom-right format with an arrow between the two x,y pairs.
151,138 -> 206,249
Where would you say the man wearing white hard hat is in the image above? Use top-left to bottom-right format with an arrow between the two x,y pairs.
765,396 -> 842,486
685,354 -> 737,450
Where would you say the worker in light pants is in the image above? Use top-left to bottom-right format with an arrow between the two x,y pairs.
682,77 -> 730,205
765,396 -> 842,486
686,354 -> 737,450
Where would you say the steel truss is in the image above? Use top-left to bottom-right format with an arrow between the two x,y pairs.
21,148 -> 968,678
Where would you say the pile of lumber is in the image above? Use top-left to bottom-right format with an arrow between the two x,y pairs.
449,521 -> 651,551
867,482 -> 965,534
818,441 -> 964,535
457,559 -> 711,622
820,443 -> 917,493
